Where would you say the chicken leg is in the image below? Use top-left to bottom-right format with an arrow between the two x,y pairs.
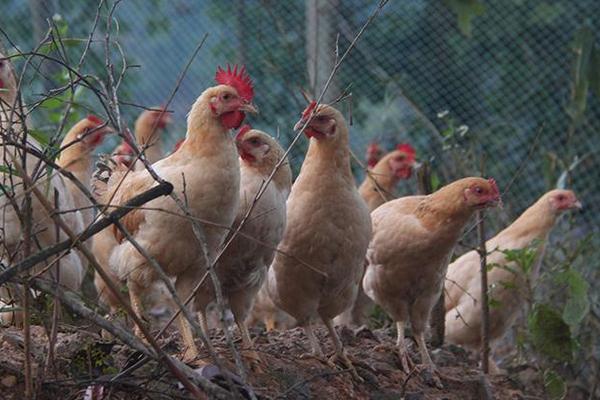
300,321 -> 325,358
415,331 -> 443,388
237,320 -> 263,372
127,281 -> 147,339
395,321 -> 414,373
324,318 -> 363,382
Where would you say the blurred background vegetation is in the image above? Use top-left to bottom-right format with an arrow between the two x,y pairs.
1,0 -> 598,398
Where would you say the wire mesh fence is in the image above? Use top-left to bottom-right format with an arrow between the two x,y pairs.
1,0 -> 599,394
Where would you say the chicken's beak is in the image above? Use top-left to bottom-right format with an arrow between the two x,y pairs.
239,101 -> 258,114
572,200 -> 583,209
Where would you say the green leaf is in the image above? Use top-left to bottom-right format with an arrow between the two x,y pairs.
568,25 -> 595,122
0,165 -> 17,176
430,173 -> 441,192
543,369 -> 567,400
28,129 -> 50,148
444,0 -> 485,38
528,304 -> 574,362
40,97 -> 64,110
559,269 -> 590,328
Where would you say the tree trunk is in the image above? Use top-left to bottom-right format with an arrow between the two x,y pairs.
305,0 -> 339,101
418,162 -> 446,348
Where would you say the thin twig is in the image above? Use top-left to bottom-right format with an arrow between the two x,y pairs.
477,210 -> 490,374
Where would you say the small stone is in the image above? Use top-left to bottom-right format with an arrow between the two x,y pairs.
1,375 -> 17,388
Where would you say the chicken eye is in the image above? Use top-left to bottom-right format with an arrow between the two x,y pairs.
249,138 -> 261,146
474,186 -> 483,194
314,115 -> 327,122
222,93 -> 232,101
557,195 -> 565,201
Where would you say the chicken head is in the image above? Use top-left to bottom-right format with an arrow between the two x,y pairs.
548,189 -> 582,211
388,143 -> 417,180
463,178 -> 501,209
293,101 -> 338,140
210,65 -> 258,129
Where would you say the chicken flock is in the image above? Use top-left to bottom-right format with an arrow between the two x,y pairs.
0,57 -> 583,388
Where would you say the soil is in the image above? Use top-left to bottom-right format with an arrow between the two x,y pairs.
0,323 -> 543,399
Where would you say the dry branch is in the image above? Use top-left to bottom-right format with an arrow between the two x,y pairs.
477,210 -> 490,374
0,181 -> 174,285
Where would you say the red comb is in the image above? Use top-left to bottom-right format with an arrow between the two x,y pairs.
301,101 -> 317,119
215,64 -> 254,102
396,143 -> 416,161
487,178 -> 500,197
86,115 -> 103,125
236,124 -> 252,141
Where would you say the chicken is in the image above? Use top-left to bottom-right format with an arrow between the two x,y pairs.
195,125 -> 291,367
133,107 -> 171,167
1,52 -> 85,325
336,142 -> 417,327
363,177 -> 501,387
267,101 -> 372,380
93,64 -> 256,361
56,115 -> 112,227
358,143 -> 416,211
444,189 -> 582,371
92,141 -> 135,315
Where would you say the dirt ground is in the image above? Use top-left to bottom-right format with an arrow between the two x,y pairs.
0,323 -> 543,399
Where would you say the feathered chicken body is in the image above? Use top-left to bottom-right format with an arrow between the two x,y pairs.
196,126 -> 291,367
56,116 -> 111,227
337,143 -> 417,327
267,102 -> 371,379
444,189 -> 582,370
0,53 -> 85,325
364,177 -> 500,387
93,65 -> 256,360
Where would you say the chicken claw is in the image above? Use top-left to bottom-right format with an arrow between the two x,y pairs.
420,364 -> 444,389
241,349 -> 264,373
328,351 -> 364,382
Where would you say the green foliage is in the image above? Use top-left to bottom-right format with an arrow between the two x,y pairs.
543,369 -> 567,400
556,269 -> 590,329
527,303 -> 574,362
443,0 -> 485,37
70,342 -> 117,379
568,24 -> 599,123
500,243 -> 539,275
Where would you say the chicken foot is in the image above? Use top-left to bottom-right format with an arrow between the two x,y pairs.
299,321 -> 327,361
394,321 -> 415,373
238,320 -> 264,373
127,281 -> 148,339
324,318 -> 363,382
415,331 -> 444,389
264,315 -> 276,332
